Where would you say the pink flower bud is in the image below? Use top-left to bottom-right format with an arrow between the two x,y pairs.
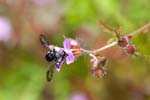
127,44 -> 137,54
118,36 -> 129,47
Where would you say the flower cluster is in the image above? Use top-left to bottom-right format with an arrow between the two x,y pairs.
118,35 -> 137,54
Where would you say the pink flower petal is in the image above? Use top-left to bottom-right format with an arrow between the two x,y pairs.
66,52 -> 75,64
0,16 -> 12,42
63,38 -> 71,50
55,60 -> 64,72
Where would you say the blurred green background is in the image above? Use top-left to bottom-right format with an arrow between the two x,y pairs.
0,0 -> 150,100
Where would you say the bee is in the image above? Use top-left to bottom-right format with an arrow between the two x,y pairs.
40,34 -> 68,82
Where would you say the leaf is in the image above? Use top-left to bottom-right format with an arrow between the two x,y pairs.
99,20 -> 115,34
99,20 -> 123,40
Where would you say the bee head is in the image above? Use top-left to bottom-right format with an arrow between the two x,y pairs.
45,51 -> 54,62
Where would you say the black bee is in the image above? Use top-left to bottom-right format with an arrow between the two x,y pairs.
40,34 -> 68,82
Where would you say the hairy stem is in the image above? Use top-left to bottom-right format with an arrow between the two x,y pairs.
129,23 -> 150,36
81,23 -> 150,54
92,41 -> 118,54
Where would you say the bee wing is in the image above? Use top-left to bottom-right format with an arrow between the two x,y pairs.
40,34 -> 50,47
46,63 -> 55,82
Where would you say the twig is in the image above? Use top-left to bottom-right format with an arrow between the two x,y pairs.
92,41 -> 118,54
129,23 -> 150,36
81,23 -> 150,54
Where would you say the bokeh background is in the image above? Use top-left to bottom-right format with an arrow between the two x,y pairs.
0,0 -> 150,100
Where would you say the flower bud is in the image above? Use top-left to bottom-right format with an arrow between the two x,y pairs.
127,44 -> 137,54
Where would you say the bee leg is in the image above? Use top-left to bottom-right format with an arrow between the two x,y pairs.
40,34 -> 50,47
46,64 -> 55,82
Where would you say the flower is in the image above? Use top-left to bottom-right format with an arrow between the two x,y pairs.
118,35 -> 132,47
63,38 -> 81,64
118,35 -> 137,55
90,56 -> 107,78
91,67 -> 107,78
126,44 -> 137,54
0,16 -> 12,42
70,92 -> 88,100
55,60 -> 65,72
53,38 -> 81,71
63,38 -> 75,64
41,35 -> 81,72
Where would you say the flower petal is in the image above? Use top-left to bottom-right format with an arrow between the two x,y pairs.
56,67 -> 61,72
55,60 -> 64,72
66,52 -> 75,64
0,16 -> 12,42
63,38 -> 71,50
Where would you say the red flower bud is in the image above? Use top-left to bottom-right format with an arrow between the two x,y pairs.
118,36 -> 129,47
91,67 -> 107,78
127,35 -> 132,39
127,44 -> 137,54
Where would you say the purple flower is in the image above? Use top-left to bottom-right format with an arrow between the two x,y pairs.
55,38 -> 80,71
46,38 -> 77,72
63,38 -> 75,64
55,60 -> 64,72
0,16 -> 12,42
70,93 -> 88,100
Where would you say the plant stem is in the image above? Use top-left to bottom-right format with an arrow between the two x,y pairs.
92,41 -> 118,54
129,23 -> 150,36
81,41 -> 118,54
81,23 -> 150,54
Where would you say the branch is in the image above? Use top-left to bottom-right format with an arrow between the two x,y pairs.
81,23 -> 150,54
92,41 -> 118,54
129,23 -> 150,36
